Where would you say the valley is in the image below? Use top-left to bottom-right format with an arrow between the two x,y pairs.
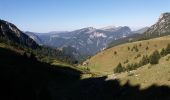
0,6 -> 170,99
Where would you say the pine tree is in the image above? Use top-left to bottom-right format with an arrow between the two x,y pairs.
139,55 -> 150,66
149,50 -> 161,64
114,63 -> 125,73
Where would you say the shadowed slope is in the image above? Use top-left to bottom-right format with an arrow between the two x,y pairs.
0,47 -> 170,100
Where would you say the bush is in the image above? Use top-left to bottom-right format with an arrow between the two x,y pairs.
131,45 -> 138,52
139,43 -> 142,47
134,54 -> 141,59
149,50 -> 161,64
166,44 -> 170,54
160,44 -> 170,57
114,63 -> 125,73
126,63 -> 139,71
123,59 -> 129,64
128,46 -> 130,51
139,55 -> 150,66
160,48 -> 166,56
114,51 -> 117,55
146,46 -> 149,50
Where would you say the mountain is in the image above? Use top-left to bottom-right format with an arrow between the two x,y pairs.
82,35 -> 170,74
133,27 -> 149,34
145,12 -> 170,37
25,31 -> 43,45
100,25 -> 117,31
82,12 -> 170,74
0,20 -> 79,64
30,26 -> 132,60
1,42 -> 170,100
0,20 -> 39,49
108,13 -> 170,49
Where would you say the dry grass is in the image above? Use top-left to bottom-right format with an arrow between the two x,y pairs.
115,55 -> 170,89
83,35 -> 170,75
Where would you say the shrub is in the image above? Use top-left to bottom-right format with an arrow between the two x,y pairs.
114,51 -> 117,55
149,50 -> 161,64
114,63 -> 125,73
166,44 -> 170,54
146,46 -> 149,50
166,56 -> 170,61
139,43 -> 142,47
134,54 -> 141,59
160,48 -> 166,56
128,46 -> 130,51
126,64 -> 133,71
131,45 -> 138,52
124,59 -> 129,64
139,55 -> 150,66
126,63 -> 139,71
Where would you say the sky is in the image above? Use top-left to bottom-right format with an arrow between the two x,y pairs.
0,0 -> 170,32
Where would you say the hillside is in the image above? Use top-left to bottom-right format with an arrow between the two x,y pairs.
145,13 -> 170,37
0,19 -> 80,64
108,12 -> 170,49
0,19 -> 39,49
0,43 -> 81,100
107,55 -> 170,89
1,43 -> 170,100
82,35 -> 170,75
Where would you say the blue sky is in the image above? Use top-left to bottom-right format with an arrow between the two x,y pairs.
0,0 -> 170,32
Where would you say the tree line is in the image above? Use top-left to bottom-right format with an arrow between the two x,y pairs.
114,44 -> 170,73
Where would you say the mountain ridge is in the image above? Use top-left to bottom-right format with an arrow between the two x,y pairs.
27,26 -> 133,60
82,12 -> 170,75
0,19 -> 39,49
145,12 -> 170,37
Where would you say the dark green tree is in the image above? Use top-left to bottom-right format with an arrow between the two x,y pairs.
139,55 -> 150,66
160,48 -> 166,56
146,46 -> 149,50
114,63 -> 125,73
126,63 -> 139,71
149,50 -> 161,64
166,44 -> 170,54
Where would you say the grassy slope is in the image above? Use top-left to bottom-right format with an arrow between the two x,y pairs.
1,41 -> 170,100
113,55 -> 170,89
83,35 -> 170,75
0,43 -> 90,77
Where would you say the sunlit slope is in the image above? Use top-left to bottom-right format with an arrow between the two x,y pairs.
113,55 -> 170,89
83,35 -> 170,75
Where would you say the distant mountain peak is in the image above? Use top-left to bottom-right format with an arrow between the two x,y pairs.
159,12 -> 170,19
145,12 -> 170,36
100,26 -> 116,30
100,26 -> 131,33
133,27 -> 149,34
